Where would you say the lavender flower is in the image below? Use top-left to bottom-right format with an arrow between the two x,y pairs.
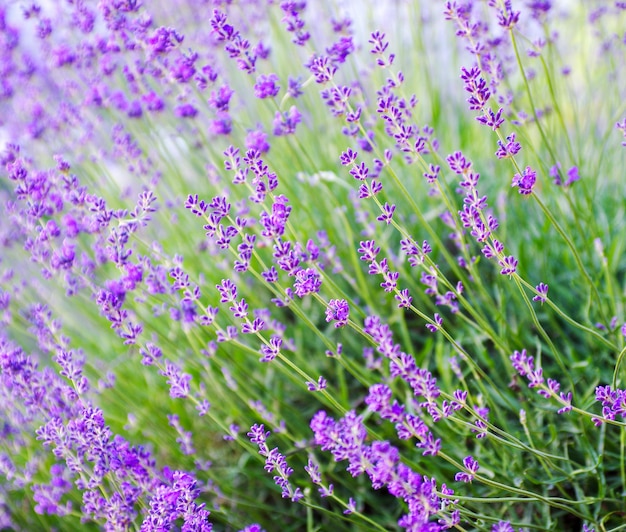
147,27 -> 184,56
141,471 -> 212,531
565,166 -> 580,186
595,386 -> 626,422
492,0 -> 521,29
394,288 -> 413,308
511,350 -> 573,415
254,74 -> 281,99
306,376 -> 327,391
533,282 -> 549,303
273,106 -> 302,136
0,2 -> 623,530
247,424 -> 302,502
498,255 -> 518,276
325,299 -> 349,327
293,268 -> 322,297
376,202 -> 396,224
310,410 -> 451,526
495,133 -> 521,159
175,104 -> 198,118
368,31 -> 394,67
32,465 -> 72,516
159,361 -> 192,398
425,313 -> 443,332
307,55 -> 337,84
246,129 -> 270,154
511,349 -> 543,387
455,455 -> 479,483
512,166 -> 537,195
280,1 -> 310,46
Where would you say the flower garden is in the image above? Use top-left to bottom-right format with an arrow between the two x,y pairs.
1,1 -> 626,531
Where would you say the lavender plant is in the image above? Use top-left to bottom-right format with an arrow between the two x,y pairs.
1,1 -> 625,531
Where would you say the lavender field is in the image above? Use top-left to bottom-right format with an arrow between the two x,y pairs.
1,1 -> 626,531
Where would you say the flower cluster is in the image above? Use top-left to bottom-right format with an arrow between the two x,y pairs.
594,386 -> 626,423
0,1 -> 624,531
510,350 -> 572,414
310,410 -> 458,529
247,424 -> 303,502
447,150 -> 519,276
511,166 -> 537,195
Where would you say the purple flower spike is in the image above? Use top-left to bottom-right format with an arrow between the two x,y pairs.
306,376 -> 328,391
343,498 -> 356,515
423,164 -> 440,183
494,1 -> 521,29
595,385 -> 626,421
246,129 -> 270,154
254,74 -> 280,99
307,55 -> 337,84
305,458 -> 322,484
533,282 -> 549,303
498,255 -> 518,276
565,166 -> 580,186
247,423 -> 269,446
461,67 -> 491,111
447,151 -> 472,174
287,76 -> 304,98
455,455 -> 479,483
510,349 -> 534,377
260,336 -> 282,363
147,27 -> 184,56
349,161 -> 369,181
476,107 -> 504,130
368,31 -> 394,67
326,36 -> 354,64
159,360 -> 192,398
358,240 -> 380,262
210,10 -> 234,41
280,1 -> 310,46
217,279 -> 237,303
340,148 -> 358,166
209,85 -> 234,112
496,133 -> 521,159
368,31 -> 389,55
325,299 -> 349,327
394,289 -> 412,309
557,392 -> 573,414
175,103 -> 198,118
419,431 -> 441,456
376,203 -> 396,224
293,268 -> 322,297
512,166 -> 536,195
425,313 -> 443,332
273,106 -> 302,136
249,424 -> 302,502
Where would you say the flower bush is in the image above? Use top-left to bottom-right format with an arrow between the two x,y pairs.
1,1 -> 625,531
